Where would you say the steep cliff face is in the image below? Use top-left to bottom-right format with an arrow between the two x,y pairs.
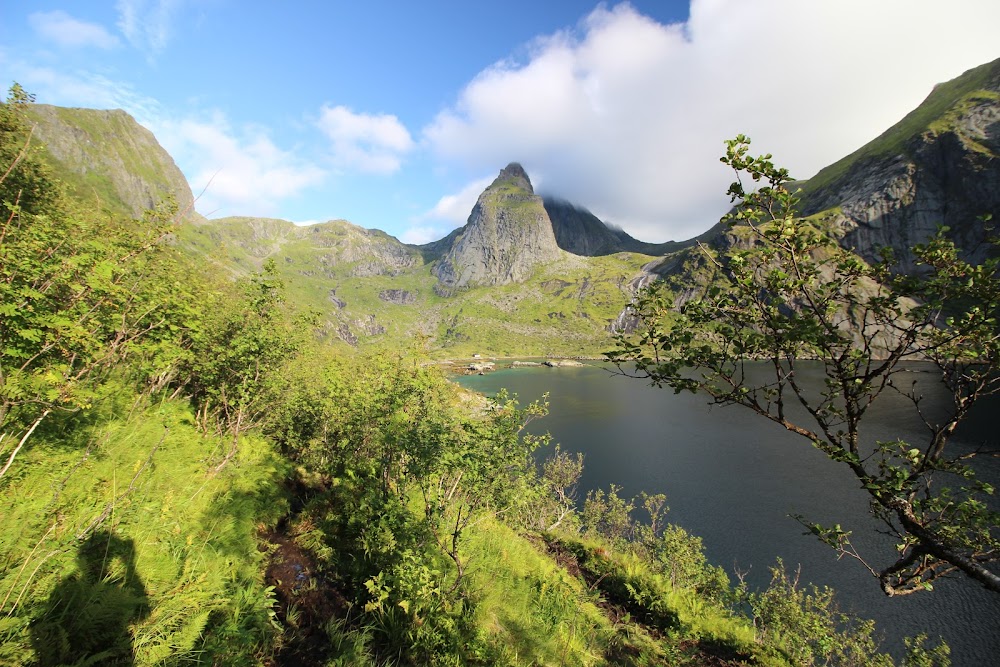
25,104 -> 195,219
544,198 -> 628,256
543,198 -> 686,257
799,58 -> 1000,273
433,163 -> 562,290
619,60 -> 1000,336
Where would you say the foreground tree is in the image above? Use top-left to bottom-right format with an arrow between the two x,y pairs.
609,136 -> 1000,596
181,259 -> 314,471
0,86 -> 179,479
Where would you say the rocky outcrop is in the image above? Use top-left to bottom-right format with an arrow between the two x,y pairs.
468,362 -> 495,373
335,322 -> 359,346
378,289 -> 416,305
542,359 -> 583,367
333,315 -> 386,347
327,289 -> 346,309
433,163 -> 562,290
26,105 -> 195,219
608,257 -> 674,334
356,314 -> 386,336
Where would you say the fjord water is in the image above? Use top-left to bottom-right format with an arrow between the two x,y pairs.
457,362 -> 1000,665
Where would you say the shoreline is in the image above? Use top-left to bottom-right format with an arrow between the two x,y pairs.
438,355 -> 606,376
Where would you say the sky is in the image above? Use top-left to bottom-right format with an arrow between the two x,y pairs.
2,1 -> 999,244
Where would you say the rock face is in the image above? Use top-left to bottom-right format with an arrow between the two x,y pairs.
433,163 -> 562,290
378,289 -> 416,305
543,198 -> 685,257
655,58 -> 1000,299
26,105 -> 195,219
798,58 -> 1000,273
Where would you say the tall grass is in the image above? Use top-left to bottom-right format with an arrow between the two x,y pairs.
464,517 -> 613,666
0,380 -> 287,665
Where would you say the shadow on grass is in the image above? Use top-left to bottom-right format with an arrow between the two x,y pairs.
31,530 -> 150,666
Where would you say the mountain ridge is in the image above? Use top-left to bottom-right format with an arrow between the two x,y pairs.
797,57 -> 1000,272
543,197 -> 689,257
23,100 -> 673,268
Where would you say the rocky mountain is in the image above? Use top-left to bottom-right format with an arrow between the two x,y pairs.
543,198 -> 684,257
798,57 -> 1000,273
432,163 -> 563,290
175,212 -> 652,354
169,186 -> 657,355
646,57 -> 1000,310
25,104 -> 196,220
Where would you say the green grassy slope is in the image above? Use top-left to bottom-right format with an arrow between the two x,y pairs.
432,252 -> 653,357
24,104 -> 197,220
176,216 -> 656,357
0,359 -> 923,667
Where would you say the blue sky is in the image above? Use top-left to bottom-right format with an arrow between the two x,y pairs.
2,1 -> 999,243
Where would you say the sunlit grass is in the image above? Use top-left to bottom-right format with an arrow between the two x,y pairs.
0,380 -> 287,666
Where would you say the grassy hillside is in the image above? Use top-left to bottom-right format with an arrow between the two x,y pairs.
431,252 -> 653,356
0,349 -> 941,667
25,104 -> 197,220
0,382 -> 288,666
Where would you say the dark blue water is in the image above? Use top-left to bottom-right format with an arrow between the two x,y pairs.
457,362 -> 1000,665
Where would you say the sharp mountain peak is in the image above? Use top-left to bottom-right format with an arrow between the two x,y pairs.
491,162 -> 534,194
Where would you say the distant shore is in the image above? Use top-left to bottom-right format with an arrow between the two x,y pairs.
438,356 -> 605,375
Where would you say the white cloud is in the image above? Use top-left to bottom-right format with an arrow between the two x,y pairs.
425,0 -> 1000,242
402,175 -> 494,245
116,0 -> 180,55
8,65 -> 163,122
317,105 -> 414,174
4,62 -> 329,220
153,112 -> 327,217
29,11 -> 120,50
420,176 -> 493,225
400,225 -> 447,245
